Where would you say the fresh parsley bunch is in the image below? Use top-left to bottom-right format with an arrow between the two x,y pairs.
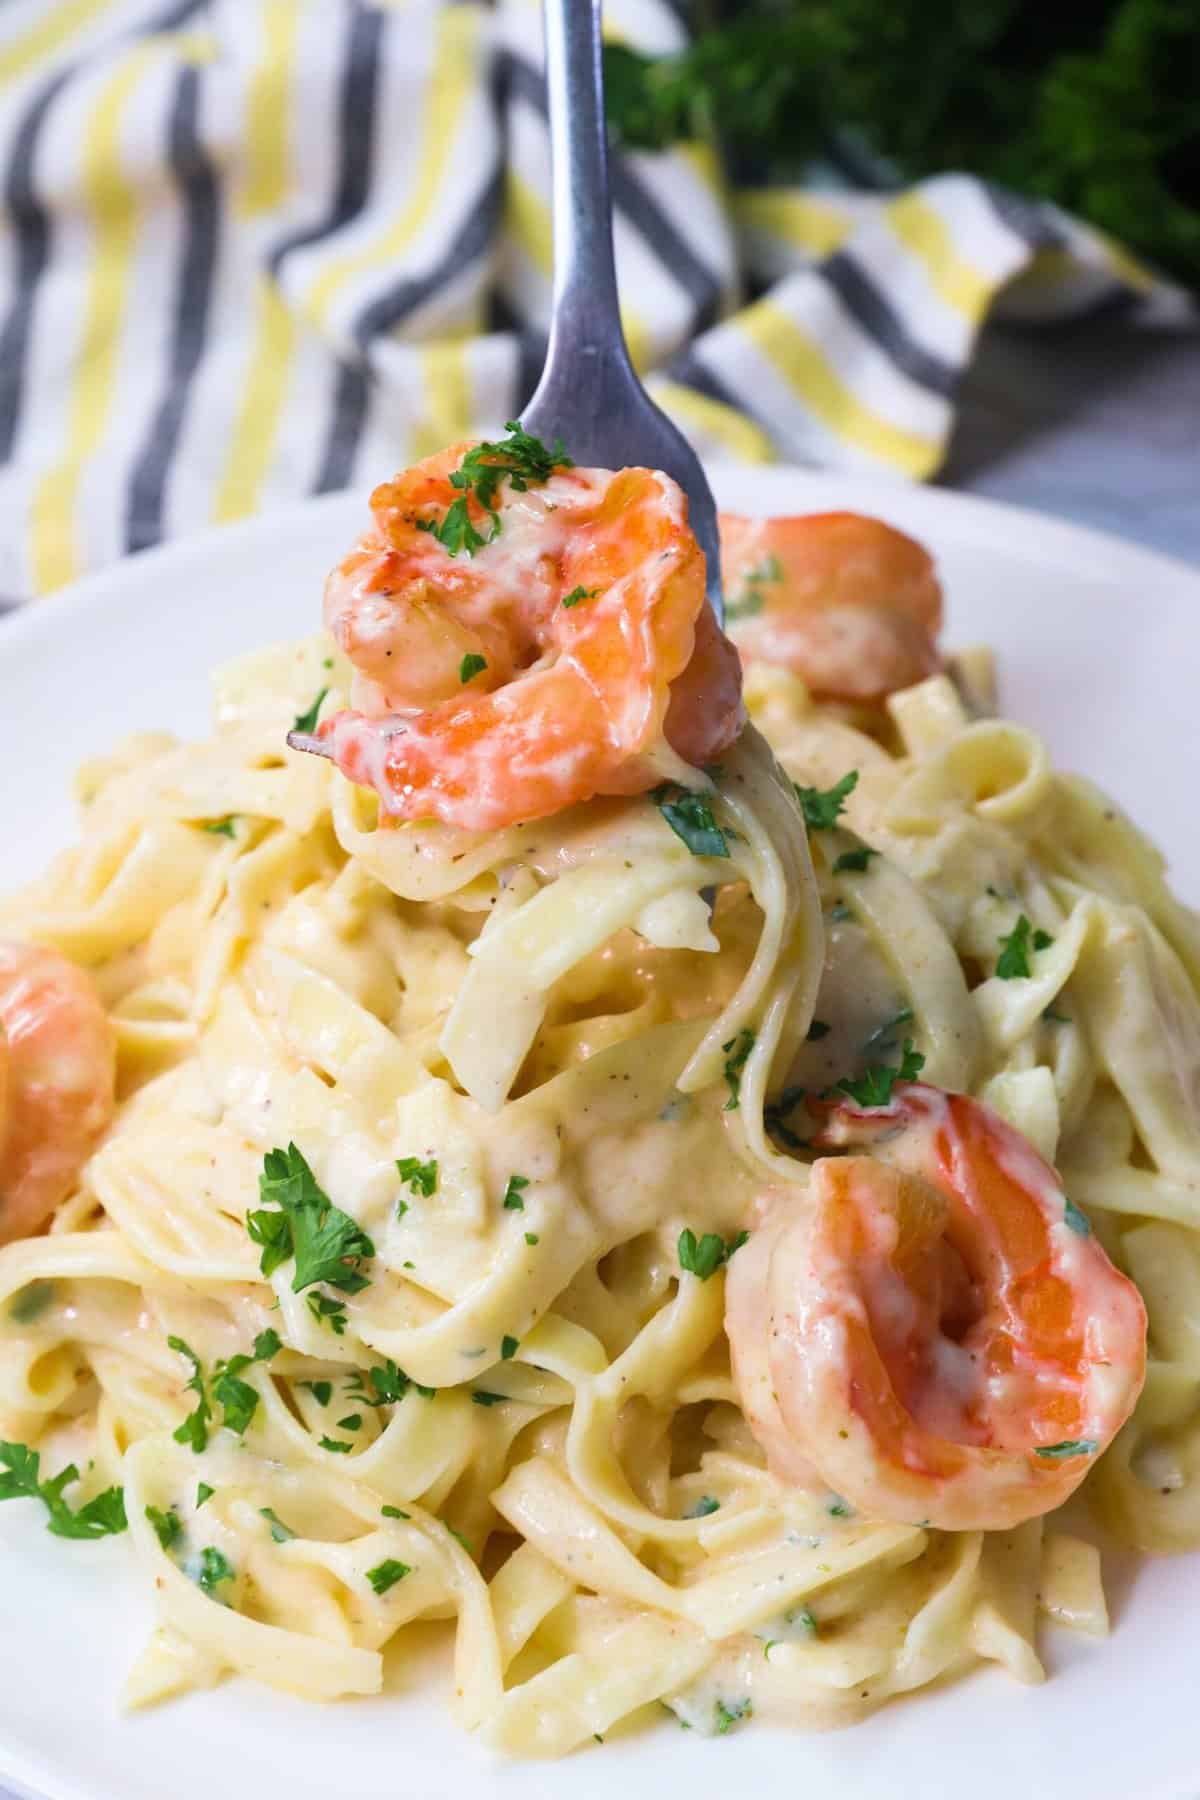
605,0 -> 1200,288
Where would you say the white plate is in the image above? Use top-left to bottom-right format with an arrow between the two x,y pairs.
1,468 -> 1197,1800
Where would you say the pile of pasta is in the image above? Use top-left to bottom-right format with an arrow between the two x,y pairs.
1,626 -> 1198,1755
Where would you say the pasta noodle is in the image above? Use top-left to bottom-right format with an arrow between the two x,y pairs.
1,503 -> 1198,1759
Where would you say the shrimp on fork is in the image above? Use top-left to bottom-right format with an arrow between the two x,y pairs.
320,433 -> 744,833
0,940 -> 116,1245
727,1083 -> 1146,1530
719,511 -> 943,702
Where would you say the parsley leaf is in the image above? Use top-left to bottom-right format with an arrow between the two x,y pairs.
524,1232 -> 539,1246
827,1497 -> 852,1518
562,585 -> 599,608
211,1361 -> 260,1438
8,1281 -> 55,1324
300,1380 -> 332,1408
291,688 -> 328,736
471,1390 -> 506,1407
1034,1439 -> 1098,1460
168,1336 -> 212,1452
686,1496 -> 720,1518
192,1546 -> 234,1597
725,552 -> 782,622
307,1292 -> 349,1335
366,1558 -> 411,1596
832,845 -> 877,874
995,915 -> 1053,980
337,1413 -> 363,1432
196,1482 -> 214,1508
806,1019 -> 831,1041
502,1173 -> 530,1211
677,1227 -> 748,1282
500,1335 -> 519,1361
0,1442 -> 128,1540
794,771 -> 858,831
260,1507 -> 296,1543
714,1698 -> 752,1734
397,1156 -> 438,1198
247,1143 -> 375,1294
320,1435 -> 353,1454
765,1083 -> 809,1151
835,1038 -> 924,1108
381,1504 -> 410,1520
652,784 -> 730,858
145,1505 -> 182,1550
417,424 -> 571,557
201,816 -> 238,838
722,1028 -> 755,1111
1063,1196 -> 1091,1237
459,652 -> 488,684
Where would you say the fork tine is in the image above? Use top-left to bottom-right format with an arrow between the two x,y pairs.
287,731 -> 332,758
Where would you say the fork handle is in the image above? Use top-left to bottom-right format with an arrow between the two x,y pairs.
534,0 -> 637,426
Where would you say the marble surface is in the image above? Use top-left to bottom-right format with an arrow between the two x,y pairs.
941,314 -> 1200,566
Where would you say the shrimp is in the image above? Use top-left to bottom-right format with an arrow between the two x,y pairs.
719,510 -> 943,702
0,940 -> 116,1245
320,442 -> 744,832
727,1083 -> 1146,1530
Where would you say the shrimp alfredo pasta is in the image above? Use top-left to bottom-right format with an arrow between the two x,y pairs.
0,427 -> 1197,1758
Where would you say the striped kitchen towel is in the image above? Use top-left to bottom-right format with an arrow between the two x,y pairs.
0,0 -> 1191,606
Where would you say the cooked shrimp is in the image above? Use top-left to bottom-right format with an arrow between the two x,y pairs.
719,511 -> 943,701
0,940 -> 116,1245
727,1083 -> 1146,1529
321,442 -> 743,832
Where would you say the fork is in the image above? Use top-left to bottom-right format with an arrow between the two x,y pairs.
521,0 -> 724,626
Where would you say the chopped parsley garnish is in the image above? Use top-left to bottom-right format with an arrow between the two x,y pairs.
827,1496 -> 852,1518
459,653 -> 488,684
686,1496 -> 720,1518
721,1028 -> 755,1111
995,914 -> 1053,980
196,1482 -> 214,1508
343,1359 -> 415,1407
714,1698 -> 752,1734
366,1558 -> 411,1596
447,1525 -> 473,1556
168,1336 -> 212,1452
260,1507 -> 296,1543
247,1143 -> 375,1294
806,1019 -> 831,1041
201,816 -> 238,838
8,1281 -> 54,1324
832,845 -> 877,874
319,1435 -> 353,1454
291,688 -> 328,735
307,1292 -> 349,1335
834,1038 -> 924,1108
790,1605 -> 818,1637
1063,1197 -> 1091,1237
193,1546 -> 234,1596
415,423 -> 571,558
500,1335 -> 519,1361
381,1505 -> 410,1520
471,1390 -> 505,1407
524,1232 -> 539,1246
652,783 -> 730,858
562,585 -> 599,608
397,1156 -> 438,1198
1035,1439 -> 1098,1459
0,1452 -> 128,1538
725,551 -> 782,622
794,770 -> 858,831
169,1329 -> 279,1449
145,1505 -> 182,1550
502,1173 -> 530,1211
336,1413 -> 363,1432
300,1380 -> 332,1408
677,1227 -> 748,1282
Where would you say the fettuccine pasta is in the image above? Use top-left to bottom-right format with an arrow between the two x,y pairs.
0,438 -> 1195,1756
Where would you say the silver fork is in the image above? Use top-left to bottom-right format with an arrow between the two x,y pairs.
521,0 -> 724,626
